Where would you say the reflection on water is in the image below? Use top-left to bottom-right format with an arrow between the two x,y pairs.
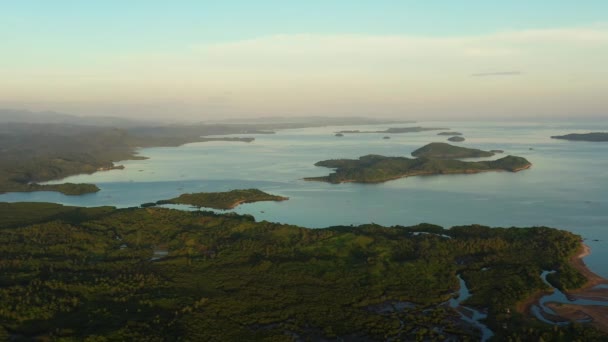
1,121 -> 607,276
150,250 -> 168,261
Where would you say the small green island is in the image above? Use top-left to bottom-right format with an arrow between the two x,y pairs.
335,126 -> 447,134
551,132 -> 608,142
305,154 -> 531,184
448,136 -> 466,142
144,189 -> 289,210
438,131 -> 463,136
0,202 -> 605,341
412,142 -> 495,159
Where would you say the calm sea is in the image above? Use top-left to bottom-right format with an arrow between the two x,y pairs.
2,121 -> 607,276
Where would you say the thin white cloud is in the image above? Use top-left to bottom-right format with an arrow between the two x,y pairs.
491,24 -> 608,43
190,25 -> 608,66
2,25 -> 607,119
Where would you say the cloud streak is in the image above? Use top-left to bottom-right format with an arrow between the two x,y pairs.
2,24 -> 607,119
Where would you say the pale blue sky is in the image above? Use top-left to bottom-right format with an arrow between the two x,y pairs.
3,1 -> 607,49
1,1 -> 607,119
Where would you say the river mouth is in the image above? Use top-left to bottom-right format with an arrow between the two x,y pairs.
531,270 -> 608,331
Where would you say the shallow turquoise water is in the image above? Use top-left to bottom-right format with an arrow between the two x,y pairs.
2,120 -> 607,276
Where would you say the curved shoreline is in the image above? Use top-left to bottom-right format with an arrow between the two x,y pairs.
518,243 -> 608,332
569,244 -> 608,291
224,196 -> 289,210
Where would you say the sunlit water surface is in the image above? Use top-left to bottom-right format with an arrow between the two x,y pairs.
2,121 -> 607,277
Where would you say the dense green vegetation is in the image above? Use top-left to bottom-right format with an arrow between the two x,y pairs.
148,189 -> 288,210
306,154 -> 532,184
0,124 -> 148,195
448,136 -> 466,142
3,183 -> 101,196
551,132 -> 608,142
0,118 -> 407,196
411,143 -> 494,159
438,132 -> 463,136
0,202 -> 602,341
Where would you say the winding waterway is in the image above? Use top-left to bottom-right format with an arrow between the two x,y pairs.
449,275 -> 494,341
532,270 -> 608,325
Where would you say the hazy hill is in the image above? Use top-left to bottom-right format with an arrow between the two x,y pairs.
0,109 -> 152,127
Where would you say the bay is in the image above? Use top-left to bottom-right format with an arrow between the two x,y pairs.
2,120 -> 607,277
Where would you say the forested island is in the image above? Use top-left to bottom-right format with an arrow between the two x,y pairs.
305,154 -> 531,184
448,136 -> 466,142
0,202 -> 605,341
438,131 -> 463,136
143,189 -> 288,210
551,132 -> 608,142
335,127 -> 447,134
412,143 -> 495,159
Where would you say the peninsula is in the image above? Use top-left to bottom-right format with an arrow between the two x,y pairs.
0,117 -> 406,196
150,189 -> 288,210
3,182 -> 101,196
305,154 -> 531,184
0,202 -> 604,341
412,142 -> 495,159
551,132 -> 608,142
518,244 -> 608,334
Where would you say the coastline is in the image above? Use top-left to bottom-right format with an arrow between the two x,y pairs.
568,244 -> 608,292
224,196 -> 289,210
304,164 -> 532,184
517,243 -> 608,332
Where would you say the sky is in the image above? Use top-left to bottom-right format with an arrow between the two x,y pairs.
1,1 -> 607,120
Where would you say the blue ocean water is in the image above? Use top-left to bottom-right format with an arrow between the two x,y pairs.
2,120 -> 607,276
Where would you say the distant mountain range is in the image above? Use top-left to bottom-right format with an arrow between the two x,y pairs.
0,109 -> 153,127
0,110 -> 413,128
202,116 -> 414,126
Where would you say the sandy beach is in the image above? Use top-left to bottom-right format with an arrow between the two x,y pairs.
569,244 -> 608,292
518,243 -> 608,332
